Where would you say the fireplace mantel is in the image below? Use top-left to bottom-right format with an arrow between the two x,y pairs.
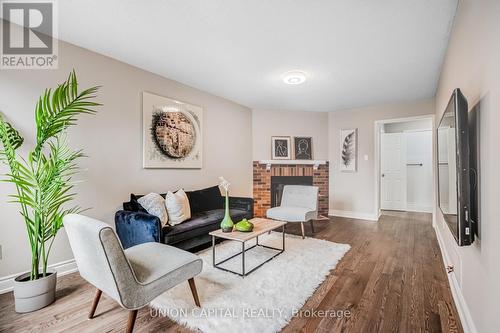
258,159 -> 327,170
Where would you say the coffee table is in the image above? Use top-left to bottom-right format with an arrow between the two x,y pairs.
209,218 -> 286,277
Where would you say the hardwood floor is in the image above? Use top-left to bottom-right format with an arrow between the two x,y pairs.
0,212 -> 463,333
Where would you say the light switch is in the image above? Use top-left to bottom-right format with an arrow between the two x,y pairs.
364,154 -> 369,161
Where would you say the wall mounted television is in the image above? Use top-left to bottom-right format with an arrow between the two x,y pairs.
437,88 -> 477,246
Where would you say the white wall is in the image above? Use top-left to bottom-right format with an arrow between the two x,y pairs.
328,99 -> 435,218
434,0 -> 500,332
0,39 -> 253,278
252,109 -> 328,160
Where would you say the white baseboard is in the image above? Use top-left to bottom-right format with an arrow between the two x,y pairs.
433,225 -> 477,333
406,203 -> 433,213
329,209 -> 379,221
0,259 -> 78,294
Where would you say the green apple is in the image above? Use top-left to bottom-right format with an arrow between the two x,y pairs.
235,218 -> 254,232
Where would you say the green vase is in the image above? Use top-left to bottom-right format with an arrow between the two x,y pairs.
220,193 -> 234,232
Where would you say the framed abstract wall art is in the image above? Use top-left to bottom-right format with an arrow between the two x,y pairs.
143,92 -> 203,168
293,136 -> 313,160
271,136 -> 291,159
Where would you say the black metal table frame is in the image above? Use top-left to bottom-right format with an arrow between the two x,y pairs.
211,225 -> 286,277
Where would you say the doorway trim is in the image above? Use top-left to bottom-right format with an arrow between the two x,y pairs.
374,114 -> 436,221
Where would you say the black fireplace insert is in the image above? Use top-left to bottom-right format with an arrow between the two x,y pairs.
271,176 -> 313,207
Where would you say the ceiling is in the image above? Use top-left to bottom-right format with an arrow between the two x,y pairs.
58,0 -> 457,112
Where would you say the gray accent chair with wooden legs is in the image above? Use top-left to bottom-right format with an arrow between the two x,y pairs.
266,185 -> 319,239
64,214 -> 202,333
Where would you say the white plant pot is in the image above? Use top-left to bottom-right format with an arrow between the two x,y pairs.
13,269 -> 57,313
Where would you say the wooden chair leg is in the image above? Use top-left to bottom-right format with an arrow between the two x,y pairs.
88,289 -> 102,319
300,222 -> 305,239
126,310 -> 138,333
310,220 -> 315,233
188,278 -> 201,307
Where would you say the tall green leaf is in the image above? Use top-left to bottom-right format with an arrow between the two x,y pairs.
0,71 -> 100,279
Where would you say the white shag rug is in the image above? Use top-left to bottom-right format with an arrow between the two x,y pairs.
150,232 -> 350,333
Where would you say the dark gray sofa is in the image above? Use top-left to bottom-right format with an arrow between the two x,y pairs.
115,186 -> 253,251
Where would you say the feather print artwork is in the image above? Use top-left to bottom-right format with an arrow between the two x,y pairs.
340,129 -> 357,172
341,131 -> 355,166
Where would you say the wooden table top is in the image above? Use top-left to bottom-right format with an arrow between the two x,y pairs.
209,217 -> 286,242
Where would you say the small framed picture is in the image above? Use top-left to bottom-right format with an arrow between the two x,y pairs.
294,137 -> 313,160
271,136 -> 291,159
340,129 -> 357,172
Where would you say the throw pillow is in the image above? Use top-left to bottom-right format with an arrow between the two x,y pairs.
185,185 -> 223,214
137,193 -> 169,227
129,193 -> 147,213
165,189 -> 191,226
130,192 -> 168,212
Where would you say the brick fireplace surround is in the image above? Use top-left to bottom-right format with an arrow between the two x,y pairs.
253,161 -> 329,218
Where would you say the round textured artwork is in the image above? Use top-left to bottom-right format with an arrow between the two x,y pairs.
152,111 -> 196,158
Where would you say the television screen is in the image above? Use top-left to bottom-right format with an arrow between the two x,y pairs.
437,89 -> 473,246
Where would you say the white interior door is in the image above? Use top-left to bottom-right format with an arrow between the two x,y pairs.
405,130 -> 433,212
380,133 -> 407,210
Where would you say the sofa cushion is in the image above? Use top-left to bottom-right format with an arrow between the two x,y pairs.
129,194 -> 147,212
129,192 -> 168,212
185,185 -> 223,215
124,242 -> 202,285
163,208 -> 247,245
266,206 -> 317,222
115,211 -> 161,249
137,193 -> 169,227
165,189 -> 191,225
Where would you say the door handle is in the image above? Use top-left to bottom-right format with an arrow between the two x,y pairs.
381,174 -> 385,177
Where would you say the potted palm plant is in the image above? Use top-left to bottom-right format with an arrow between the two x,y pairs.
0,71 -> 100,313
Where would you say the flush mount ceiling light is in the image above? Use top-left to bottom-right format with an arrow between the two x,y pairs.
282,70 -> 307,85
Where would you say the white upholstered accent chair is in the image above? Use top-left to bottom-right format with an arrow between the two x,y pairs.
64,214 -> 202,333
266,185 -> 319,239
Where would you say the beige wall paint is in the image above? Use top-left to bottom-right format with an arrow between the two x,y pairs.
0,40 -> 252,277
434,0 -> 500,331
328,99 -> 435,216
252,109 -> 329,160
